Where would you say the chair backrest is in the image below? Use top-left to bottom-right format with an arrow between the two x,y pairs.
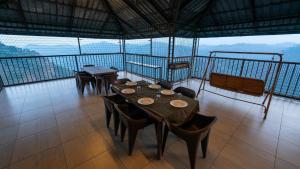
114,104 -> 135,121
110,66 -> 119,71
115,78 -> 131,84
103,73 -> 118,83
83,64 -> 95,67
174,87 -> 196,99
103,95 -> 125,113
169,114 -> 217,135
157,81 -> 172,90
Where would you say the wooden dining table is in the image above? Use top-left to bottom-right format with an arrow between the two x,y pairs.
82,66 -> 117,77
112,81 -> 199,160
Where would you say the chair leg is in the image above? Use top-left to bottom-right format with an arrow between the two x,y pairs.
113,112 -> 120,136
81,82 -> 85,94
186,139 -> 200,169
105,109 -> 112,128
162,125 -> 169,155
120,122 -> 126,142
201,133 -> 210,158
105,81 -> 109,95
128,127 -> 138,156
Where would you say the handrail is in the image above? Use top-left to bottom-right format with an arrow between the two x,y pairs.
0,52 -> 122,59
0,52 -> 300,100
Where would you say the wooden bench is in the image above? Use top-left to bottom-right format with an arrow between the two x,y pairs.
210,72 -> 265,96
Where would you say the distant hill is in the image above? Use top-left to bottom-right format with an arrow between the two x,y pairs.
0,42 -> 72,85
0,42 -> 39,57
23,42 -> 300,62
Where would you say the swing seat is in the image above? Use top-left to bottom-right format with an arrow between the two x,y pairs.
210,73 -> 265,96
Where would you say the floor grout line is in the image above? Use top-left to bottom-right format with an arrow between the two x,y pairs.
272,101 -> 285,169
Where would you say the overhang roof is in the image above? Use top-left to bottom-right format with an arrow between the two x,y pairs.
0,0 -> 300,39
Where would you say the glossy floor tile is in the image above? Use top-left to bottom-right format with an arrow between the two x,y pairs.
0,72 -> 299,169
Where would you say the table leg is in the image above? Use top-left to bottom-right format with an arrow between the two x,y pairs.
156,121 -> 163,160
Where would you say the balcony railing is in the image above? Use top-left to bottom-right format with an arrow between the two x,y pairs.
0,53 -> 299,99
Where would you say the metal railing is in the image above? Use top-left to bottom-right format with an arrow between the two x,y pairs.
0,53 -> 299,99
0,53 -> 123,86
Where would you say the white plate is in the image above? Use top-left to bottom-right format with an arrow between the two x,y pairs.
138,97 -> 154,105
148,84 -> 161,89
161,90 -> 175,96
121,88 -> 135,94
125,81 -> 137,86
170,100 -> 188,108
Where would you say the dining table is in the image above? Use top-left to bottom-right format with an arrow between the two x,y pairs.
82,66 -> 117,77
111,81 -> 199,160
82,66 -> 118,94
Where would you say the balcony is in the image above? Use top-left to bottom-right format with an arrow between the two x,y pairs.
1,0 -> 300,168
0,53 -> 300,169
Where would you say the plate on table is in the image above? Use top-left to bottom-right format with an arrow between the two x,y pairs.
121,88 -> 135,94
148,84 -> 161,89
125,81 -> 137,86
138,97 -> 154,105
161,90 -> 175,96
170,100 -> 188,108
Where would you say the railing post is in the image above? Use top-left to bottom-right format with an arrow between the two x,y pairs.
122,38 -> 126,72
239,60 -> 245,77
74,55 -> 79,71
189,37 -> 198,79
76,37 -> 81,71
0,74 -> 4,92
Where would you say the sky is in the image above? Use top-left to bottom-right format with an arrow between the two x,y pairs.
198,34 -> 300,45
0,34 -> 300,48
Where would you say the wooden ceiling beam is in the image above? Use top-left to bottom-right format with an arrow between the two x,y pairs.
121,0 -> 166,36
147,0 -> 169,23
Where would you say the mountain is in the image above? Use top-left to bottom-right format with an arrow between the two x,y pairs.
282,45 -> 300,62
0,43 -> 72,85
0,42 -> 39,57
25,44 -> 78,56
24,42 -> 300,62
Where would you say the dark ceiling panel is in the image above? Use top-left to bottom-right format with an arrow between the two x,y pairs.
0,0 -> 300,39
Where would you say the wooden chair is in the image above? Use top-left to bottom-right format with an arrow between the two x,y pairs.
102,73 -> 118,95
174,87 -> 196,99
75,71 -> 95,94
114,104 -> 157,155
162,114 -> 217,169
157,80 -> 172,90
103,95 -> 126,136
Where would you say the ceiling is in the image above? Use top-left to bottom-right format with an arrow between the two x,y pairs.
0,0 -> 300,39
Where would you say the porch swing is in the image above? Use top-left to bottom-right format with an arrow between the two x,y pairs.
197,51 -> 283,119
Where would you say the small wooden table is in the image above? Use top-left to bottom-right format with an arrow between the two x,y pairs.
82,66 -> 117,94
112,81 -> 199,159
82,66 -> 117,77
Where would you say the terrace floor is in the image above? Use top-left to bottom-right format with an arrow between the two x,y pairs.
0,72 -> 300,169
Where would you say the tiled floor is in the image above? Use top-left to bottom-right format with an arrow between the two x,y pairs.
0,72 -> 300,169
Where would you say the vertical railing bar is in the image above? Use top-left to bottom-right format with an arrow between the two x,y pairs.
292,66 -> 300,96
6,59 -> 14,85
279,64 -> 289,93
38,57 -> 47,80
15,58 -> 25,83
285,64 -> 296,96
0,59 -> 9,85
21,58 -> 30,83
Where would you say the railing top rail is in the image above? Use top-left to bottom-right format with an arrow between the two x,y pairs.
210,50 -> 283,56
0,52 -> 299,65
0,52 -> 122,59
194,55 -> 300,65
